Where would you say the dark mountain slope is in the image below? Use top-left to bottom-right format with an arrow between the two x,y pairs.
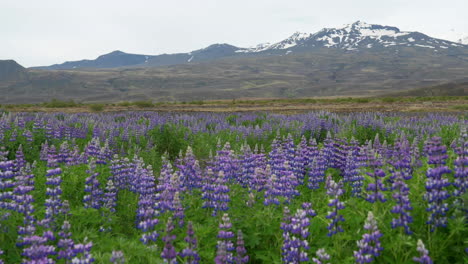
2,48 -> 467,103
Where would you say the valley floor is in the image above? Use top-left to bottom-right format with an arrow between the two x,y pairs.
4,98 -> 467,113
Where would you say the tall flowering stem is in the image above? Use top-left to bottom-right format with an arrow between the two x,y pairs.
0,161 -> 15,216
451,129 -> 467,213
424,137 -> 451,231
365,150 -> 387,203
325,175 -> 345,237
161,218 -> 177,264
42,163 -> 63,229
354,212 -> 383,263
57,220 -> 75,261
281,206 -> 311,263
180,221 -> 200,264
235,230 -> 248,264
389,137 -> 413,234
413,239 -> 433,264
308,154 -> 327,190
83,159 -> 103,209
202,170 -> 230,216
344,149 -> 364,197
217,213 -> 235,262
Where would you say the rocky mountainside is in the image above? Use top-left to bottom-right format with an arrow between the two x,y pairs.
35,21 -> 467,70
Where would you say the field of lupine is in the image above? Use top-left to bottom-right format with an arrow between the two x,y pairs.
0,110 -> 466,263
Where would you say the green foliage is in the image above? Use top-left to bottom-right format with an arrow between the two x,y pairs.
117,101 -> 131,107
133,101 -> 154,108
42,98 -> 80,108
88,104 -> 105,112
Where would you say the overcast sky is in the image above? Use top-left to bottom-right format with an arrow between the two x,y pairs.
1,0 -> 467,67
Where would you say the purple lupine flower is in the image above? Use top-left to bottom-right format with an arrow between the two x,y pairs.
23,129 -> 34,142
97,139 -> 112,164
161,218 -> 177,264
424,137 -> 451,231
83,160 -> 103,209
332,138 -> 348,171
344,150 -> 364,197
282,207 -> 310,263
217,213 -> 235,262
57,220 -> 75,261
308,153 -> 326,190
234,230 -> 248,264
58,141 -> 71,164
102,180 -> 117,213
291,135 -> 308,184
212,142 -> 239,184
275,161 -> 300,204
269,136 -> 285,176
157,171 -> 182,214
325,175 -> 345,237
85,137 -> 101,161
9,129 -> 17,142
42,164 -> 63,229
46,145 -> 58,167
312,248 -> 330,264
307,137 -> 319,167
413,239 -> 433,264
215,242 -> 228,264
365,149 -> 387,203
202,170 -> 229,216
13,165 -> 35,220
354,212 -> 383,263
110,250 -> 125,264
134,159 -> 159,245
251,165 -> 269,192
282,133 -> 296,164
302,202 -> 317,218
110,156 -> 132,191
389,137 -> 413,234
71,242 -> 94,263
180,221 -> 200,264
0,160 -> 15,214
410,137 -> 423,168
176,146 -> 202,190
238,143 -> 255,187
14,145 -> 26,172
263,173 -> 280,206
21,231 -> 57,263
451,129 -> 467,213
172,192 -> 185,227
322,131 -> 335,169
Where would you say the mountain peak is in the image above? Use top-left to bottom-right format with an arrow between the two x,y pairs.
35,21 -> 467,70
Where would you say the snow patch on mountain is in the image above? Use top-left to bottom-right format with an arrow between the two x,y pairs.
235,21 -> 464,53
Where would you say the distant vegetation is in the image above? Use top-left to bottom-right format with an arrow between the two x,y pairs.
0,96 -> 466,112
41,99 -> 80,108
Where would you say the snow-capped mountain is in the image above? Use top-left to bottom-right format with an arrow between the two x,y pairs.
36,21 -> 467,70
237,21 -> 465,53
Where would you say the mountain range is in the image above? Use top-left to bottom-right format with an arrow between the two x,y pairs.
1,21 -> 468,103
35,21 -> 467,70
